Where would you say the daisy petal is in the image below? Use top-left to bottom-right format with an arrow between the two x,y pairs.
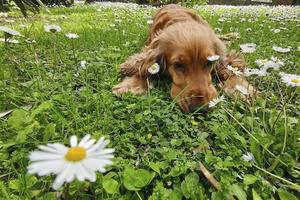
70,136 -> 78,147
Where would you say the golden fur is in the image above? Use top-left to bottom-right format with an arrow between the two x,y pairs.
113,5 -> 254,112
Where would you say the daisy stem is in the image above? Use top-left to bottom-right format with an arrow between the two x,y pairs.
253,164 -> 300,191
221,106 -> 288,167
271,87 -> 296,131
135,191 -> 143,200
267,105 -> 288,172
63,183 -> 70,200
71,40 -> 77,63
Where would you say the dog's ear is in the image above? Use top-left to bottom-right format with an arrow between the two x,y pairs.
217,51 -> 245,81
120,38 -> 162,77
213,37 -> 245,81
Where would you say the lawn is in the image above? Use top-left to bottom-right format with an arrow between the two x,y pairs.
0,2 -> 299,199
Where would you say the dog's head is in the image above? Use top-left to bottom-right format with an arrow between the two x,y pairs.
144,22 -> 227,112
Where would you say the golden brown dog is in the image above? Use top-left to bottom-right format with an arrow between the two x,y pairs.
113,5 -> 254,112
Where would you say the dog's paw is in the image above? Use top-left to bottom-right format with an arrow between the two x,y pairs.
112,76 -> 148,95
220,76 -> 257,100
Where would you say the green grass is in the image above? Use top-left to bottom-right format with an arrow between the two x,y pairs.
0,3 -> 300,199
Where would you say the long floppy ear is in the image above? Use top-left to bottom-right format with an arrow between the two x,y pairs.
216,51 -> 246,81
120,38 -> 161,77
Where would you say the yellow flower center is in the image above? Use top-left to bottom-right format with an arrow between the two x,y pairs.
65,147 -> 86,162
291,79 -> 300,84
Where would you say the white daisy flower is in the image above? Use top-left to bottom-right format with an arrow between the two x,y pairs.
208,95 -> 225,108
0,26 -> 22,36
280,72 -> 300,87
262,57 -> 284,71
242,152 -> 254,162
147,20 -> 153,25
271,29 -> 281,33
65,33 -> 79,39
240,43 -> 256,53
227,65 -> 243,76
255,59 -> 269,67
243,68 -> 268,77
272,45 -> 290,53
218,18 -> 225,23
44,25 -> 62,33
235,84 -> 249,96
207,55 -> 220,62
80,60 -> 87,69
0,38 -> 19,44
148,63 -> 160,74
0,12 -> 8,17
27,135 -> 114,190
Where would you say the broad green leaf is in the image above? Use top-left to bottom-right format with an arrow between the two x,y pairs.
123,167 -> 155,191
31,100 -> 54,118
149,162 -> 160,175
43,123 -> 56,142
252,189 -> 262,200
26,175 -> 38,188
9,179 -> 20,190
7,109 -> 31,130
250,137 -> 263,165
231,184 -> 247,200
243,174 -> 258,185
181,172 -> 200,199
134,169 -> 155,188
278,189 -> 297,200
103,178 -> 119,194
16,125 -> 33,142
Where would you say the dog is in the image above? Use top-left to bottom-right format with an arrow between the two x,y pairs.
113,5 -> 254,112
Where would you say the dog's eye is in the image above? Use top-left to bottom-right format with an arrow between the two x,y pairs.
174,62 -> 185,71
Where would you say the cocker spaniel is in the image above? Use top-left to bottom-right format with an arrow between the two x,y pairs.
113,5 -> 254,112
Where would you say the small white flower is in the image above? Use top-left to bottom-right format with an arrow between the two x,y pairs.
0,12 -> 8,18
235,84 -> 249,96
207,55 -> 220,62
25,38 -> 36,44
44,25 -> 61,33
218,18 -> 225,23
148,63 -> 160,74
273,45 -> 290,53
280,72 -> 300,87
227,65 -> 243,76
0,38 -> 19,44
263,57 -> 284,71
242,152 -> 254,162
208,95 -> 225,108
80,60 -> 87,69
243,68 -> 268,77
147,20 -> 153,25
240,43 -> 256,53
271,29 -> 281,33
255,59 -> 269,67
65,33 -> 79,39
245,28 -> 252,32
27,135 -> 114,190
0,26 -> 22,36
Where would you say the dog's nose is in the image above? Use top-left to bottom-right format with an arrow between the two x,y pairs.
188,104 -> 209,113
